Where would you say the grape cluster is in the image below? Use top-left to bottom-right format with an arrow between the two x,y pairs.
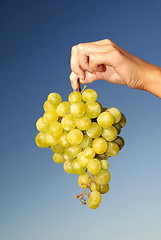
35,88 -> 126,209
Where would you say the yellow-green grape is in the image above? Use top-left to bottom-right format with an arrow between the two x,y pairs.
85,101 -> 101,119
64,145 -> 82,160
70,102 -> 86,117
63,161 -> 74,174
88,200 -> 99,209
96,153 -> 109,160
47,92 -> 62,108
56,101 -> 70,117
106,107 -> 121,124
102,126 -> 118,141
61,114 -> 76,131
78,173 -> 92,188
51,144 -> 64,154
43,109 -> 59,124
88,190 -> 102,206
58,131 -> 71,148
79,135 -> 93,149
72,159 -> 86,175
94,169 -> 111,185
86,122 -> 102,138
82,89 -> 98,102
48,121 -> 63,138
36,117 -> 48,132
97,111 -> 114,128
87,158 -> 102,175
113,123 -> 122,134
77,152 -> 90,167
52,153 -> 65,163
113,136 -> 125,150
118,113 -> 127,128
99,184 -> 109,194
76,115 -> 91,130
43,100 -> 56,111
92,137 -> 108,154
67,129 -> 83,146
35,132 -> 49,148
68,91 -> 82,103
63,153 -> 75,162
83,147 -> 95,159
45,133 -> 58,146
89,182 -> 100,191
106,142 -> 120,156
101,160 -> 109,170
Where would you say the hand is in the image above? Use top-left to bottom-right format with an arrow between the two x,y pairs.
69,39 -> 161,98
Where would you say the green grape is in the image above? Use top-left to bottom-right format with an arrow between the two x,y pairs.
43,109 -> 59,124
47,92 -> 62,108
82,89 -> 98,102
113,136 -> 125,150
76,115 -> 91,130
51,144 -> 64,154
96,153 -> 109,160
92,137 -> 108,154
70,102 -> 86,117
88,200 -> 99,209
87,158 -> 102,175
35,132 -> 49,148
85,101 -> 101,119
94,169 -> 111,185
89,182 -> 100,191
78,173 -> 92,188
63,153 -> 75,162
99,184 -> 109,194
102,126 -> 118,141
56,101 -> 70,117
106,142 -> 120,156
72,159 -> 86,175
106,107 -> 122,124
113,123 -> 122,134
97,111 -> 114,128
48,121 -> 63,138
79,135 -> 93,149
45,133 -> 58,146
64,145 -> 82,160
36,117 -> 48,132
83,147 -> 95,159
88,190 -> 102,205
61,114 -> 76,131
118,113 -> 127,128
67,129 -> 83,145
77,152 -> 90,167
68,91 -> 82,103
63,161 -> 74,174
101,160 -> 109,170
43,100 -> 56,111
58,131 -> 71,148
86,122 -> 102,138
52,153 -> 65,163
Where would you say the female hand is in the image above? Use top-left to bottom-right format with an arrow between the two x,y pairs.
70,39 -> 161,98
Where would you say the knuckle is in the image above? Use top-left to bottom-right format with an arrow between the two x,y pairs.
104,38 -> 113,45
77,43 -> 84,51
71,45 -> 77,53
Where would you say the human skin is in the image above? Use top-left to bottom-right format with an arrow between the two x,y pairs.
69,39 -> 161,98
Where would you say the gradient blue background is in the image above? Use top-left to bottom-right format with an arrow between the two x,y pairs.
1,0 -> 161,239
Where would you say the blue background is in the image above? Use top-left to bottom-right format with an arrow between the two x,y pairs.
1,0 -> 161,239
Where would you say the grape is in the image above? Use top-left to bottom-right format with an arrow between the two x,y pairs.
63,161 -> 74,174
83,147 -> 95,159
89,182 -> 100,191
86,122 -> 102,138
101,160 -> 109,170
36,117 -> 48,132
51,144 -> 64,154
68,91 -> 82,103
106,142 -> 120,156
70,102 -> 86,117
35,132 -> 49,148
48,121 -> 63,138
94,169 -> 111,185
47,92 -> 62,107
102,126 -> 118,141
92,137 -> 108,154
77,152 -> 90,167
58,131 -> 71,148
72,159 -> 86,175
43,109 -> 59,124
79,135 -> 93,149
97,111 -> 114,128
82,89 -> 98,102
76,115 -> 91,130
43,100 -> 56,111
113,123 -> 122,134
118,113 -> 127,127
88,191 -> 102,205
113,136 -> 125,150
45,133 -> 58,146
106,107 -> 122,124
87,158 -> 102,175
99,184 -> 109,194
64,145 -> 82,160
56,101 -> 70,117
88,200 -> 99,209
53,153 -> 65,163
67,129 -> 83,145
85,101 -> 101,119
78,173 -> 92,188
61,114 -> 76,131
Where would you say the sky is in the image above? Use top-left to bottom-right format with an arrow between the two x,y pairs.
0,0 -> 161,239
